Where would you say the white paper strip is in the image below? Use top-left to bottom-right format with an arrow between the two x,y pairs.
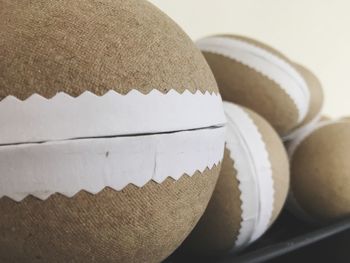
197,37 -> 310,124
224,102 -> 274,249
0,126 -> 226,202
0,89 -> 226,145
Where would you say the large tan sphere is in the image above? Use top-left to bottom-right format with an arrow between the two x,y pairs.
0,0 -> 225,262
288,120 -> 350,224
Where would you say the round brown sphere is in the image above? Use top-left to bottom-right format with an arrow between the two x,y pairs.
0,0 -> 221,262
289,121 -> 350,223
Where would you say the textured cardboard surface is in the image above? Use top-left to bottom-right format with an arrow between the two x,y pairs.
0,166 -> 220,263
293,64 -> 324,129
181,149 -> 242,256
246,109 -> 290,225
0,0 -> 223,261
0,0 -> 217,100
202,50 -> 299,135
291,122 -> 350,223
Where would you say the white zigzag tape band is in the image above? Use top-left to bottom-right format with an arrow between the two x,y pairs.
224,102 -> 274,249
0,126 -> 226,202
0,89 -> 226,145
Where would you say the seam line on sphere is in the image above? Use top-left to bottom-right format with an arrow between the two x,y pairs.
0,126 -> 226,202
0,89 -> 226,145
0,125 -> 224,147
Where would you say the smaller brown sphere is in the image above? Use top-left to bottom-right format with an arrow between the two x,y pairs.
289,120 -> 350,223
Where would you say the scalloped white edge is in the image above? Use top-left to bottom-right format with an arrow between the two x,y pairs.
287,119 -> 339,223
0,89 -> 226,145
197,36 -> 310,124
223,102 -> 274,250
0,126 -> 226,202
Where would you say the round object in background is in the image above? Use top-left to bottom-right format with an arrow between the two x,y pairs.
288,119 -> 350,224
181,102 -> 290,256
197,35 -> 317,136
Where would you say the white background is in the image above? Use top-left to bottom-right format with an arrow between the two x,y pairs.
149,0 -> 350,118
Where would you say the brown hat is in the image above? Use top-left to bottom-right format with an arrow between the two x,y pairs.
287,119 -> 350,224
181,102 -> 289,256
0,0 -> 226,262
196,35 -> 313,136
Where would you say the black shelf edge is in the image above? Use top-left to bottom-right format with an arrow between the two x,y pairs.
219,217 -> 350,263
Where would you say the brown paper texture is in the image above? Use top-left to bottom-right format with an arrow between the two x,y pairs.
0,166 -> 220,263
0,0 -> 217,100
181,149 -> 242,256
291,122 -> 350,223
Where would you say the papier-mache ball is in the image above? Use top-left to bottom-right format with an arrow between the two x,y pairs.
287,119 -> 350,224
0,0 -> 226,262
196,35 -> 323,137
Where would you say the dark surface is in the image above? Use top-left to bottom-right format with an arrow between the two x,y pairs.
166,210 -> 350,263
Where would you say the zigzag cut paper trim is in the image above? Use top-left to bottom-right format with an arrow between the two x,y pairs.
224,102 -> 274,250
0,89 -> 226,145
0,126 -> 226,202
